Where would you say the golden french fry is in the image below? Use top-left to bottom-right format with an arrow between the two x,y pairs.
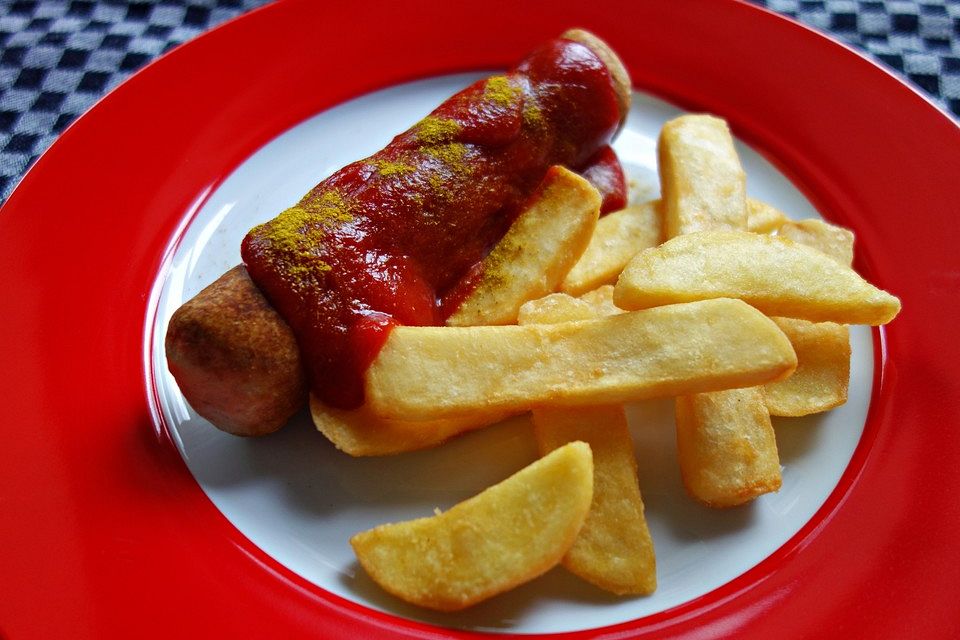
658,115 -> 747,238
614,230 -> 901,325
350,441 -> 594,611
578,284 -> 624,317
777,218 -> 855,267
446,166 -> 600,326
517,293 -> 597,325
746,198 -> 789,234
675,387 -> 782,508
310,396 -> 513,456
560,201 -> 662,296
532,406 -> 656,595
365,298 -> 797,421
763,317 -> 850,416
762,222 -> 853,416
519,293 -> 655,595
659,121 -> 785,509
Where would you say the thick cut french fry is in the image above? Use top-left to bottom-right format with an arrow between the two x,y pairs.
764,220 -> 853,416
532,407 -> 656,595
517,287 -> 622,326
578,284 -> 624,317
614,230 -> 900,325
561,201 -> 662,296
746,199 -> 788,233
763,317 -> 850,416
350,441 -> 594,611
658,115 -> 747,238
558,197 -> 786,297
365,298 -> 797,421
517,293 -> 597,325
675,387 -> 782,508
777,218 -> 855,267
658,120 -> 785,509
446,166 -> 600,326
310,396 -> 513,456
520,293 -> 654,595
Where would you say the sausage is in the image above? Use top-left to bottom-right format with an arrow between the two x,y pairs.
165,30 -> 633,436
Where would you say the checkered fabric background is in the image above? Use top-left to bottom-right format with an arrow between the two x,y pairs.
1,1 -> 958,203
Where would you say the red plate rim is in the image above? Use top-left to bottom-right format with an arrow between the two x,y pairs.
1,1 -> 959,638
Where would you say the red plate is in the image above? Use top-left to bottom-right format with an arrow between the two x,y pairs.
1,1 -> 958,638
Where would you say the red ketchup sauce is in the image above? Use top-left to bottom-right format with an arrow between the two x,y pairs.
242,37 -> 625,409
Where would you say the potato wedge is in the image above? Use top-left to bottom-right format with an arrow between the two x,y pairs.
763,222 -> 853,416
560,201 -> 662,296
532,407 -> 656,595
310,396 -> 513,456
518,286 -> 623,325
350,441 -> 594,611
746,198 -> 788,234
446,165 -> 600,326
614,230 -> 900,325
517,292 -> 597,325
777,218 -> 855,267
519,294 -> 654,594
763,317 -> 851,416
658,115 -> 747,238
365,298 -> 797,420
578,284 -> 624,317
675,387 -> 782,508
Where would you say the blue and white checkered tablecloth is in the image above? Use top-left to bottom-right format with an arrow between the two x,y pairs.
1,0 -> 958,203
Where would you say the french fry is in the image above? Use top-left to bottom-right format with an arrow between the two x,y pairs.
517,286 -> 623,325
579,284 -> 624,316
446,166 -> 600,326
313,167 -> 596,455
532,407 -> 656,594
675,387 -> 782,507
746,198 -> 789,234
517,292 -> 597,325
365,298 -> 797,421
658,115 -> 747,238
764,218 -> 854,416
614,230 -> 901,325
560,201 -> 662,296
656,114 -> 783,507
777,218 -> 855,266
310,397 -> 514,456
350,441 -> 594,611
519,288 -> 655,595
762,318 -> 851,416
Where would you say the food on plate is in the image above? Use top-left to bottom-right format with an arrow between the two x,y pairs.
350,441 -> 594,611
161,25 -> 904,612
614,230 -> 902,325
520,292 -> 655,595
560,200 -> 663,296
777,218 -> 856,267
446,166 -> 600,326
532,407 -> 656,595
658,114 -> 747,238
558,196 -> 792,298
517,291 -> 598,325
165,29 -> 632,435
762,317 -> 851,416
675,387 -> 782,508
746,199 -> 789,233
363,298 -> 797,421
309,399 -> 514,457
656,114 -> 781,507
763,217 -> 854,416
164,265 -> 306,436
